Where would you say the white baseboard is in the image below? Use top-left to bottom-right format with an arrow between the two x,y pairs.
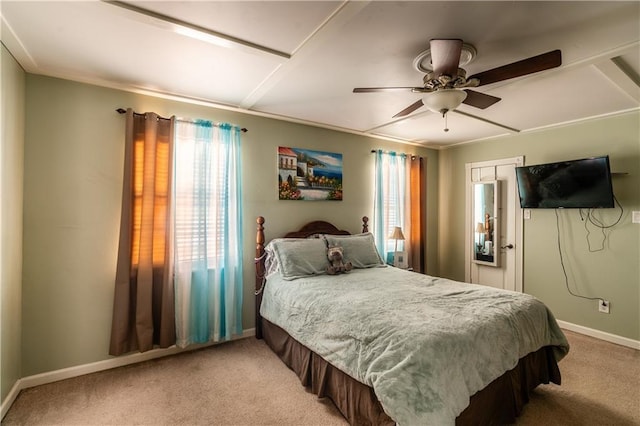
557,320 -> 640,350
1,328 -> 255,420
1,380 -> 22,420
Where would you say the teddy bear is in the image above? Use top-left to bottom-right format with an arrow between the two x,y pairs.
326,245 -> 353,275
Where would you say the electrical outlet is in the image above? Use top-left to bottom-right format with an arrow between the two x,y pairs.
524,209 -> 531,220
598,299 -> 610,314
633,211 -> 640,224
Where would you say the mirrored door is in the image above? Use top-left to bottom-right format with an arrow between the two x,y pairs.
472,181 -> 500,266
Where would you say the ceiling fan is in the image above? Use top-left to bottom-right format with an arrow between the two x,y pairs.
353,39 -> 561,131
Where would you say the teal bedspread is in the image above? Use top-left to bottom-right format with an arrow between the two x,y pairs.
260,267 -> 569,425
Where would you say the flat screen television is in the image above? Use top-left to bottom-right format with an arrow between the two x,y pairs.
515,156 -> 614,208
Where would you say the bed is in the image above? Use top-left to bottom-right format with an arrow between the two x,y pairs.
254,216 -> 569,425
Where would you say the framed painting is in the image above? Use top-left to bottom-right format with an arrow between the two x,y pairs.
278,147 -> 343,201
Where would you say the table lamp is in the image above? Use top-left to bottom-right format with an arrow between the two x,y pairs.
388,226 -> 405,266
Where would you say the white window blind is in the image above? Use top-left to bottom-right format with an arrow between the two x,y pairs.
174,123 -> 228,263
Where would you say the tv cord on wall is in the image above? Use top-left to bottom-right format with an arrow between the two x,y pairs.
555,209 -> 602,301
579,195 -> 624,252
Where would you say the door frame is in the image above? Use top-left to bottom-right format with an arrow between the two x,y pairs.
464,156 -> 524,292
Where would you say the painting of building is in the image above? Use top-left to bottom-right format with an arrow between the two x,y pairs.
278,146 -> 343,201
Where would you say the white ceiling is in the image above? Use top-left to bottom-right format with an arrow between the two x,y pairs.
2,1 -> 639,148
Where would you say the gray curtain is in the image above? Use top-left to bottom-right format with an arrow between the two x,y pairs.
109,109 -> 176,356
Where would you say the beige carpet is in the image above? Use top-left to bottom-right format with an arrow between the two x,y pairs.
3,330 -> 639,425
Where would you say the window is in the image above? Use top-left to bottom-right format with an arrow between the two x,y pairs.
373,150 -> 426,272
110,110 -> 244,356
374,150 -> 407,257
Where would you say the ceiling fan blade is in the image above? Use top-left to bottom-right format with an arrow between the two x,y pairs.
353,87 -> 421,93
462,90 -> 501,109
430,39 -> 463,76
469,49 -> 561,86
392,99 -> 424,118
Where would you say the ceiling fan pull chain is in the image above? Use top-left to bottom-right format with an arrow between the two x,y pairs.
443,111 -> 449,132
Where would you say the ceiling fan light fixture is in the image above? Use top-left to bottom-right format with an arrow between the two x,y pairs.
422,89 -> 467,115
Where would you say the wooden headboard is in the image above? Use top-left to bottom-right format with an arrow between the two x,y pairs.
254,216 -> 369,339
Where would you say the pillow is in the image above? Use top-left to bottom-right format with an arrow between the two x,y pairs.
323,233 -> 384,269
264,234 -> 324,277
265,238 -> 329,280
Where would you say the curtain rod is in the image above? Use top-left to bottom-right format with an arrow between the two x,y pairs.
371,149 -> 422,159
116,108 -> 248,132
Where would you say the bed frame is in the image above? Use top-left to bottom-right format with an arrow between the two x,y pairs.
254,216 -> 561,425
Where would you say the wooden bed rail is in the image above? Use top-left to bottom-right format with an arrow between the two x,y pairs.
254,216 -> 369,339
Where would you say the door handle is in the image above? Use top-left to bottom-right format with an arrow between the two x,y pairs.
501,243 -> 514,249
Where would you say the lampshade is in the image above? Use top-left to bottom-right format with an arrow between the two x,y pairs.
422,89 -> 467,114
475,222 -> 485,233
388,226 -> 405,241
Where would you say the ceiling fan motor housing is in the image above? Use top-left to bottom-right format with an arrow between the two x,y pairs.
423,68 -> 479,91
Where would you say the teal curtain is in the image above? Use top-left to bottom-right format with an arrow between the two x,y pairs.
373,150 -> 407,262
173,120 -> 243,346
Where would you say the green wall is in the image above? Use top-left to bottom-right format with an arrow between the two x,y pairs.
4,67 -> 637,386
439,113 -> 640,341
1,45 -> 25,402
20,74 -> 439,376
